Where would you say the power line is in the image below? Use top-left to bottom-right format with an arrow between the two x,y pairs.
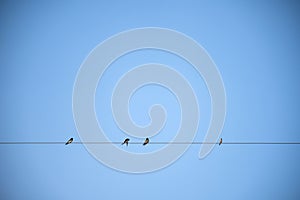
0,141 -> 300,145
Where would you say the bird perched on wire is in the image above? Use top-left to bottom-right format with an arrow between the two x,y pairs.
122,138 -> 130,146
143,138 -> 149,146
65,138 -> 73,145
219,138 -> 223,146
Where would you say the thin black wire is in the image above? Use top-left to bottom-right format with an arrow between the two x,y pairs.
0,142 -> 300,145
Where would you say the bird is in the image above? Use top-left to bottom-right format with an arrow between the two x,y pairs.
65,138 -> 73,145
122,138 -> 130,146
143,138 -> 149,146
219,138 -> 222,146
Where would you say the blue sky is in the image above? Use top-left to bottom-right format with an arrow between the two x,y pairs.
0,1 -> 300,199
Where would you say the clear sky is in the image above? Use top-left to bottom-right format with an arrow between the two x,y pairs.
0,1 -> 300,199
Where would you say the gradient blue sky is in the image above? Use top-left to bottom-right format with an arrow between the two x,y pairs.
0,1 -> 300,200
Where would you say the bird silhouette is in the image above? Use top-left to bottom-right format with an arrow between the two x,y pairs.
143,138 -> 149,146
65,138 -> 73,145
219,138 -> 222,146
122,138 -> 130,146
